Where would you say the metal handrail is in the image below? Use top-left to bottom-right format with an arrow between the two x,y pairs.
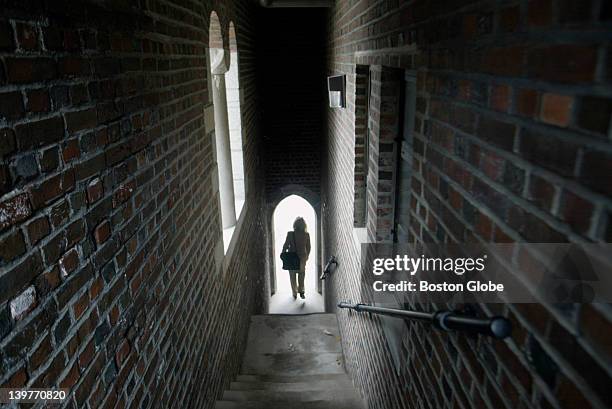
337,302 -> 512,339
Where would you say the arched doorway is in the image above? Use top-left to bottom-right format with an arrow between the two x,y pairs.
270,195 -> 324,314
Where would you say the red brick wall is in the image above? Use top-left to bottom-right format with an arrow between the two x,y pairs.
0,1 -> 267,408
323,1 -> 612,409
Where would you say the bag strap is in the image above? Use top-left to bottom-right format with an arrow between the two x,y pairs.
292,231 -> 297,252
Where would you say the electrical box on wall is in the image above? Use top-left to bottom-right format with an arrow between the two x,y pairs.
327,75 -> 346,108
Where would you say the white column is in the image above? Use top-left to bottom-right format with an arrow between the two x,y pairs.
212,72 -> 237,228
226,51 -> 245,204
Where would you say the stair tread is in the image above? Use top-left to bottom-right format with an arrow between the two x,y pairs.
242,351 -> 345,376
230,379 -> 353,391
214,399 -> 366,409
236,373 -> 350,383
244,314 -> 342,355
223,389 -> 362,402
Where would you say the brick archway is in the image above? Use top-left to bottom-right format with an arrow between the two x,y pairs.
268,184 -> 321,215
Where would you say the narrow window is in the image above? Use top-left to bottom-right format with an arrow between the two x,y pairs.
225,22 -> 245,218
353,65 -> 370,230
393,72 -> 417,243
209,11 -> 236,252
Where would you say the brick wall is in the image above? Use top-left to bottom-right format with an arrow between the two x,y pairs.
0,1 -> 267,408
323,1 -> 612,409
257,8 -> 327,203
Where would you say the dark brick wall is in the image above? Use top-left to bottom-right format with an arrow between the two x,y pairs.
0,1 -> 267,408
257,8 -> 327,203
323,1 -> 612,409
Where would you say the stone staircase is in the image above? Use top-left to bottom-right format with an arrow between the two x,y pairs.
214,313 -> 367,409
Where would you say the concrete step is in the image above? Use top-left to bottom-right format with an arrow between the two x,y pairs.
244,314 -> 342,354
241,314 -> 345,376
214,313 -> 367,409
230,378 -> 353,391
214,400 -> 361,409
236,373 -> 351,383
241,352 -> 344,376
222,389 -> 364,403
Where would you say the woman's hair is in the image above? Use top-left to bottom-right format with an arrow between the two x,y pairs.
293,217 -> 307,232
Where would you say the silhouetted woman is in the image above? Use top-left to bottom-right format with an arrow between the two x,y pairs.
282,217 -> 311,299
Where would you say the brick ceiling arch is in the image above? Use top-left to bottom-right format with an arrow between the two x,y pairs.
269,184 -> 321,213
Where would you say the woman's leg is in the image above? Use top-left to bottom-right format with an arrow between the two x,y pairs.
298,260 -> 306,296
289,270 -> 298,297
298,271 -> 305,295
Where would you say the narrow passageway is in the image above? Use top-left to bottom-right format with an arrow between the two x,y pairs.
0,1 -> 611,409
269,195 -> 324,314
